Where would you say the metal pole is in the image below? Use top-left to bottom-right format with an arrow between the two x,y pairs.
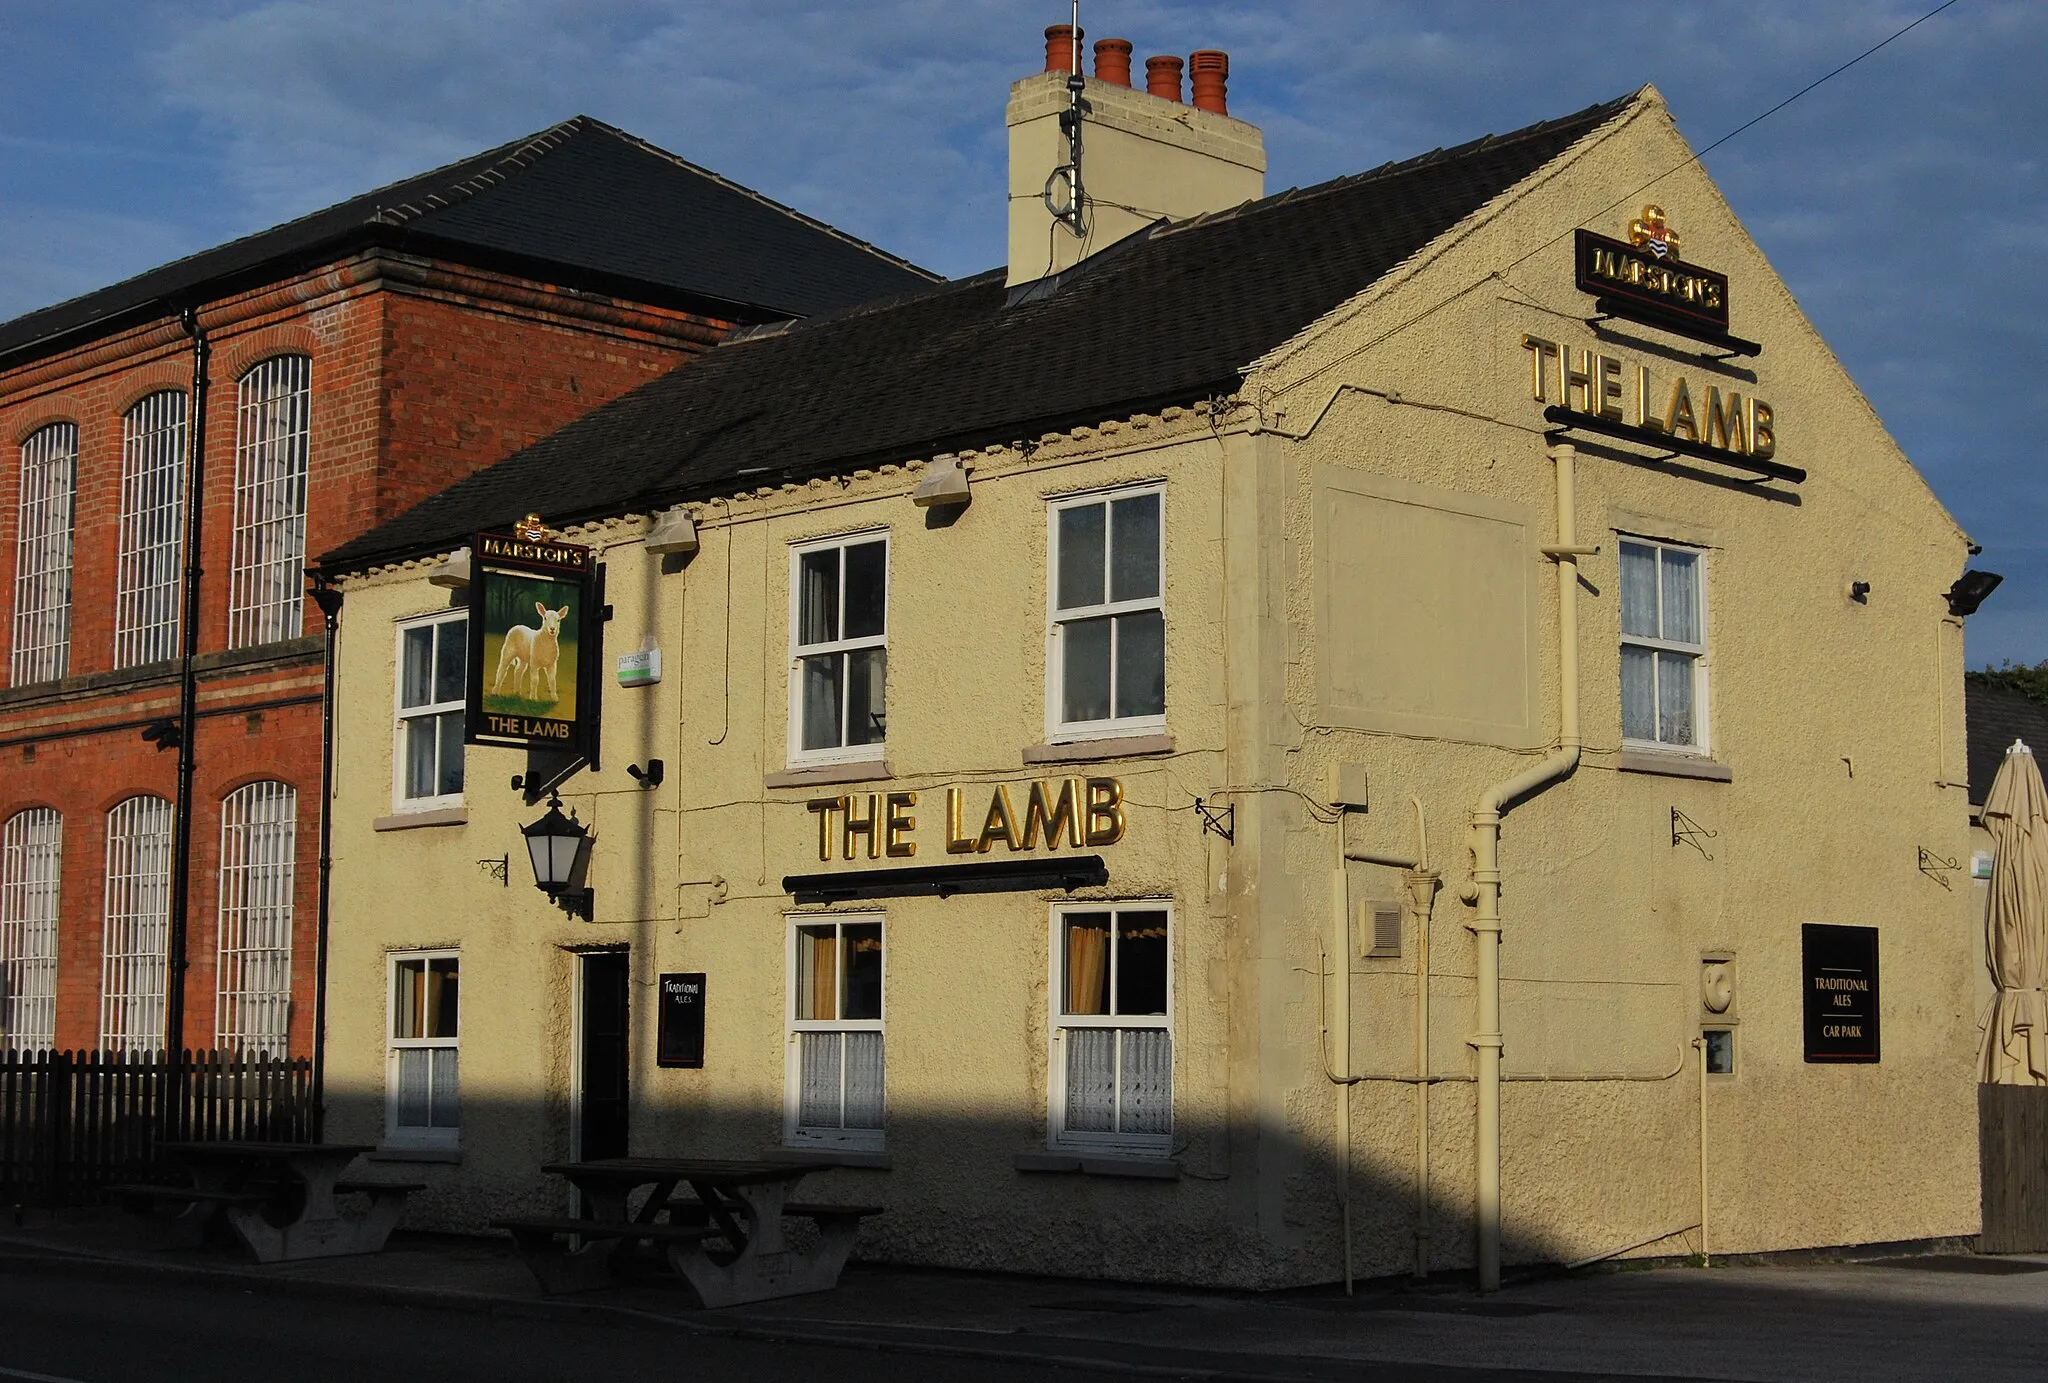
163,308 -> 210,1058
308,579 -> 343,1138
1695,1035 -> 1710,1267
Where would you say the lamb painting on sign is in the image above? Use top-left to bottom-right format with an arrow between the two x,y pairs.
467,531 -> 594,752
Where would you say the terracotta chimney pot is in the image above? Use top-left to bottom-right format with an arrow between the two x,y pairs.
1044,24 -> 1083,73
1094,38 -> 1133,87
1189,50 -> 1229,114
1145,54 -> 1184,103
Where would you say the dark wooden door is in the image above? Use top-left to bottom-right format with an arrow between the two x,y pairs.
578,953 -> 630,1162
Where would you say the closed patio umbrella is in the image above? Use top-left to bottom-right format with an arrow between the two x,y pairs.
1981,738 -> 2048,1085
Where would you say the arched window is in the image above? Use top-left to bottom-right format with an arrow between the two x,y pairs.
0,807 -> 61,1053
229,357 -> 310,648
100,795 -> 173,1053
115,392 -> 187,668
13,423 -> 76,685
215,781 -> 296,1054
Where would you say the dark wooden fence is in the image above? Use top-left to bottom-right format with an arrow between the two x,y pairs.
1980,1082 -> 2048,1253
0,1050 -> 313,1207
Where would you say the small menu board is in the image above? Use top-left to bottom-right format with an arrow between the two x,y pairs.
657,972 -> 706,1069
1803,924 -> 1879,1063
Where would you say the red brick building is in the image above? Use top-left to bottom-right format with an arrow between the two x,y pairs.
0,116 -> 934,1058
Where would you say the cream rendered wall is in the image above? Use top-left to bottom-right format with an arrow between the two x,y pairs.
325,410 -> 1330,1285
1242,87 -> 1977,1277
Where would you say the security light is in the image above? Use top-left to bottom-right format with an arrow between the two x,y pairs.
1946,569 -> 2003,617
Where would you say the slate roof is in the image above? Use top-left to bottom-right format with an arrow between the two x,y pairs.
320,92 -> 1636,572
0,117 -> 938,366
1966,682 -> 2048,807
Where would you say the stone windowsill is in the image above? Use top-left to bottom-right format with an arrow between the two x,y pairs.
1014,1150 -> 1180,1180
763,1146 -> 892,1170
1022,734 -> 1174,766
373,807 -> 469,831
369,1145 -> 462,1164
764,760 -> 893,789
1617,750 -> 1732,782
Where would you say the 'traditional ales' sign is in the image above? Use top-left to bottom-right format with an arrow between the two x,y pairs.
1803,923 -> 1880,1063
466,522 -> 596,754
657,972 -> 706,1069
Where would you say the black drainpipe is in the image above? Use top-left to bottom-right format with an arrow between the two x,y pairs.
163,308 -> 210,1058
308,576 -> 344,1137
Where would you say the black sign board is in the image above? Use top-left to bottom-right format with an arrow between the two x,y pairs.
657,972 -> 706,1068
1803,924 -> 1879,1063
466,530 -> 598,755
1574,229 -> 1731,335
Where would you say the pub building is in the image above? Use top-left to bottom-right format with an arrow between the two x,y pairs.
312,35 -> 1990,1290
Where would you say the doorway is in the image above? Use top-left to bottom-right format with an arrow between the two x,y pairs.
576,951 -> 631,1162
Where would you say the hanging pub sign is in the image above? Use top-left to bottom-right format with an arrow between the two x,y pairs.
1802,923 -> 1880,1064
466,516 -> 598,755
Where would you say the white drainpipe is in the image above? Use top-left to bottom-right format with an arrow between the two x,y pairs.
1463,443 -> 1591,1291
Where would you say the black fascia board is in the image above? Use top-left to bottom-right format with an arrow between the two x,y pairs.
311,375 -> 1244,576
0,223 -> 799,375
1542,405 -> 1805,484
783,855 -> 1109,904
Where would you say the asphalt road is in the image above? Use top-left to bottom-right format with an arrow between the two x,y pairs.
0,1260 -> 1705,1383
0,1263 -> 1149,1383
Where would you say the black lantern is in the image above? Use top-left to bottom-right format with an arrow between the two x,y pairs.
521,795 -> 590,907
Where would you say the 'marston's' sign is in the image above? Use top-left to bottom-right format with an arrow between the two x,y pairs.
1574,229 -> 1729,334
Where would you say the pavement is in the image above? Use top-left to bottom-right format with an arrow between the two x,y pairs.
2,1207 -> 2045,1382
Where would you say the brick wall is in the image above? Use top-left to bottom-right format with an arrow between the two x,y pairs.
0,252 -> 732,1057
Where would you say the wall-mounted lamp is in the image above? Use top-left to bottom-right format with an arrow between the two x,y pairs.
644,507 -> 699,555
521,793 -> 592,919
428,547 -> 471,590
626,759 -> 665,788
140,719 -> 182,752
1947,569 -> 2003,617
1848,580 -> 1871,604
911,455 -> 971,508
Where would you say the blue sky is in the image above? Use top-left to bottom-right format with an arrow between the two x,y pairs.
2,1 -> 2041,665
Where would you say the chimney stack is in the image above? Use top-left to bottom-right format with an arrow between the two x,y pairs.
1145,55 -> 1184,103
1043,24 -> 1082,73
1008,29 -> 1264,286
1189,50 -> 1229,115
1093,38 -> 1133,88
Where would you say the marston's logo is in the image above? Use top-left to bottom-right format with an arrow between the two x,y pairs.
1627,204 -> 1681,261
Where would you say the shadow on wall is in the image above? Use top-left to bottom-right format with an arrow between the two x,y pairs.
319,1084 -> 1644,1291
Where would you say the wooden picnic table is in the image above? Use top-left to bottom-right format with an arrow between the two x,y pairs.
116,1141 -> 422,1263
495,1157 -> 880,1306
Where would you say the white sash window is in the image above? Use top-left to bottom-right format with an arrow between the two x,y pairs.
12,423 -> 76,685
1620,537 -> 1710,754
1051,903 -> 1172,1154
215,781 -> 297,1054
0,807 -> 61,1054
115,391 -> 187,669
1048,485 -> 1165,740
100,795 -> 173,1053
786,915 -> 884,1149
229,356 -> 311,648
388,952 -> 460,1145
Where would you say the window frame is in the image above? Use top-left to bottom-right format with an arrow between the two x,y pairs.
385,949 -> 460,1149
100,794 -> 173,1055
1046,899 -> 1174,1157
228,355 -> 312,650
12,422 -> 77,687
785,529 -> 891,769
0,806 -> 61,1054
392,610 -> 468,813
1617,535 -> 1712,757
113,389 -> 188,670
783,911 -> 886,1152
1044,483 -> 1167,744
214,780 -> 297,1056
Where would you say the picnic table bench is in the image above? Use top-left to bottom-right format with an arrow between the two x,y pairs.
494,1157 -> 882,1306
114,1142 -> 423,1262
